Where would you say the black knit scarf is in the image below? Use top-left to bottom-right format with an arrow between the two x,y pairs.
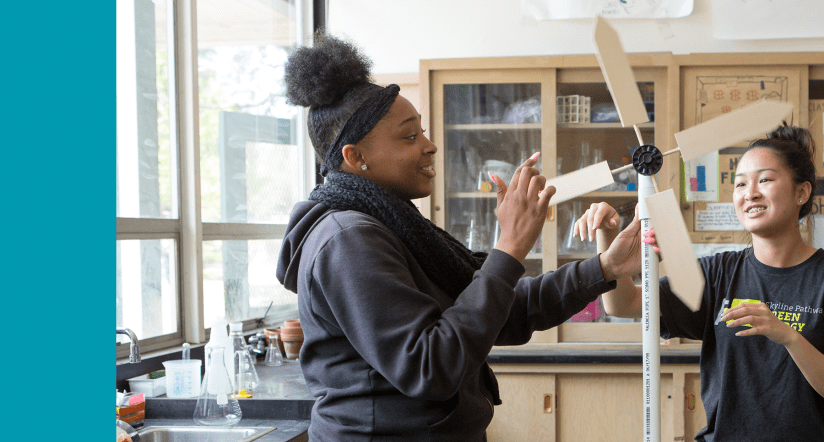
310,170 -> 487,299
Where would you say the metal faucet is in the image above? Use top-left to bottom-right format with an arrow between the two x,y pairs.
117,328 -> 141,363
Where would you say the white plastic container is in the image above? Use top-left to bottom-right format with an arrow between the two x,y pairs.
128,374 -> 166,397
163,359 -> 202,398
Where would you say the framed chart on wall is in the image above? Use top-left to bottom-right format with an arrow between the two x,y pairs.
680,66 -> 803,244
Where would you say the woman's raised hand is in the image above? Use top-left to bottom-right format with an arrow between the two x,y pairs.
573,202 -> 621,243
490,153 -> 555,263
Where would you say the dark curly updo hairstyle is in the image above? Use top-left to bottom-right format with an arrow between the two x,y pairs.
284,31 -> 394,175
747,121 -> 817,220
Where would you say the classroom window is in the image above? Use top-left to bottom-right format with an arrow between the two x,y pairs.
116,0 -> 311,357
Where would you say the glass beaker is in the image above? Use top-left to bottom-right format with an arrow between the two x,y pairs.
194,346 -> 242,426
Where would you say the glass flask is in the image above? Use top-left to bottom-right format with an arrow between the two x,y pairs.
264,335 -> 284,366
562,201 -> 584,254
194,346 -> 242,426
561,200 -> 597,255
229,322 -> 260,397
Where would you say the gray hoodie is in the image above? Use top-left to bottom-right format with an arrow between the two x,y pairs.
277,200 -> 616,441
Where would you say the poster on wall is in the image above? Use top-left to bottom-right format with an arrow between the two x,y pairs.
684,74 -> 790,203
712,0 -> 824,39
521,0 -> 693,19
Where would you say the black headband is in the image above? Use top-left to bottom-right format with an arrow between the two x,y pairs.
321,84 -> 401,176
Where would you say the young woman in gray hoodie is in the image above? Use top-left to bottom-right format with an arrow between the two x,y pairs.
276,32 -> 645,441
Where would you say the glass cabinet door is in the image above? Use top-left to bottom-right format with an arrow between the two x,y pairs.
441,82 -> 545,277
555,69 -> 660,326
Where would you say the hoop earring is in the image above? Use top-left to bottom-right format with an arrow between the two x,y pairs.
361,164 -> 368,171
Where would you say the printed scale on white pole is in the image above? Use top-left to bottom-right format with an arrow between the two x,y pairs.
540,15 -> 794,442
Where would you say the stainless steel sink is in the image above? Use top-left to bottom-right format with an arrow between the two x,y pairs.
138,425 -> 276,442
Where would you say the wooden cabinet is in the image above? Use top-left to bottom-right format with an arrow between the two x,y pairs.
486,359 -> 705,442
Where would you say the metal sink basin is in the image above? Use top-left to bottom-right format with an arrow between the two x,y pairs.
138,425 -> 276,442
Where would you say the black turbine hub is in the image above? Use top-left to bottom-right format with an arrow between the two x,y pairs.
632,145 -> 663,176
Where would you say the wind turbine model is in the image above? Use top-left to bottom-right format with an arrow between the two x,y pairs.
540,15 -> 794,442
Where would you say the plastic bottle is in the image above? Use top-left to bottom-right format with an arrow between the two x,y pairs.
194,346 -> 242,426
205,317 -> 235,390
229,322 -> 260,397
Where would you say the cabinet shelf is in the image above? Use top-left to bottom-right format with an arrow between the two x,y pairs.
558,122 -> 654,130
444,122 -> 654,131
445,123 -> 541,131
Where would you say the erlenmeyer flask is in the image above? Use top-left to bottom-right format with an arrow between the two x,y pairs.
563,201 -> 584,253
234,347 -> 260,397
229,322 -> 260,397
264,337 -> 284,366
194,346 -> 242,426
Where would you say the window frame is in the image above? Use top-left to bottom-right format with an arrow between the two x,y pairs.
116,0 -> 312,359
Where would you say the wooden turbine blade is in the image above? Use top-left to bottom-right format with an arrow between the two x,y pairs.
675,100 -> 794,162
545,162 -> 614,206
645,190 -> 704,312
592,15 -> 650,128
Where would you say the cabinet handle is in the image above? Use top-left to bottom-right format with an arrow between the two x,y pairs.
543,394 -> 553,413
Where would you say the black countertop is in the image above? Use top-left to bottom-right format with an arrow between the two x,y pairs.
144,360 -> 315,417
487,346 -> 701,364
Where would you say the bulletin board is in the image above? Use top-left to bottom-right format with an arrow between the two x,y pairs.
680,66 -> 803,244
